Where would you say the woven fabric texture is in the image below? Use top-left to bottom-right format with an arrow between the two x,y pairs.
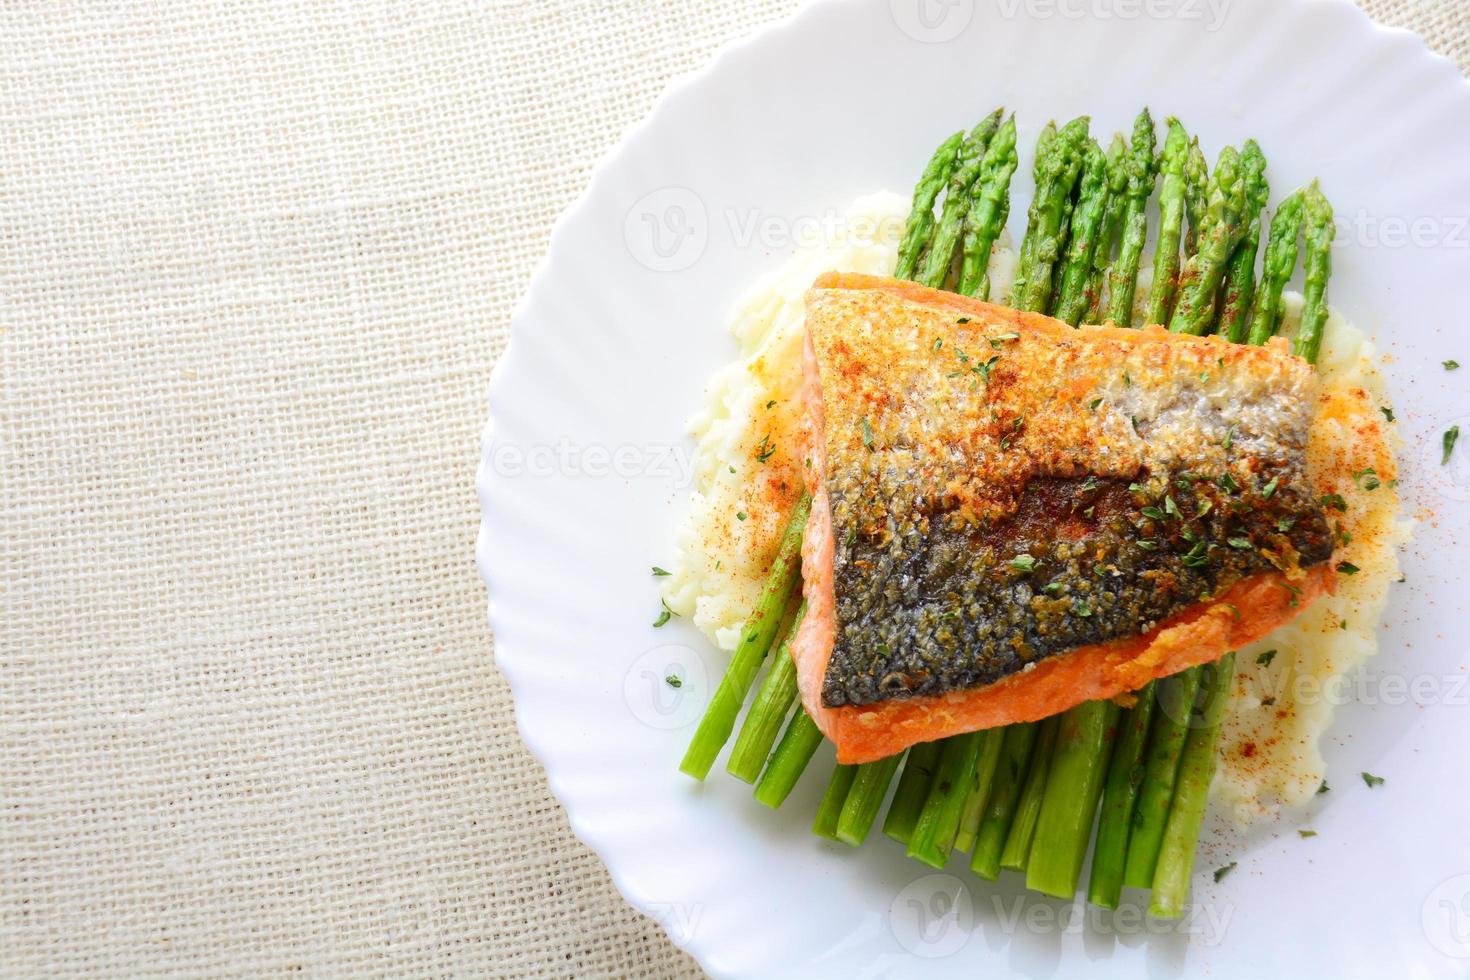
1,2 -> 1464,976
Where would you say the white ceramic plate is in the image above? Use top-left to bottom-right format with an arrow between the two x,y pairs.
478,0 -> 1470,974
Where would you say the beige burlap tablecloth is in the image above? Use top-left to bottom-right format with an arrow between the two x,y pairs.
1,2 -> 1464,976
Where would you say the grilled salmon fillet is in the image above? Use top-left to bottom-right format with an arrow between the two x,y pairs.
793,273 -> 1336,764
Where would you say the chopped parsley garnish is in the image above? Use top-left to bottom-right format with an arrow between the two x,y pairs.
1123,369 -> 1132,387
1380,406 -> 1394,422
1043,582 -> 1064,595
1072,599 -> 1093,618
1445,359 -> 1461,371
1079,476 -> 1099,493
664,674 -> 682,688
974,355 -> 1000,383
755,434 -> 776,463
1298,830 -> 1317,839
653,599 -> 676,628
1218,471 -> 1241,493
1317,780 -> 1330,794
1000,415 -> 1025,450
1353,467 -> 1381,491
1180,540 -> 1211,567
1164,494 -> 1180,518
1276,517 -> 1296,533
1227,537 -> 1254,550
1361,772 -> 1385,788
1136,539 -> 1158,551
1088,397 -> 1103,412
989,332 -> 1019,346
860,417 -> 874,450
1256,650 -> 1277,667
933,338 -> 943,351
1009,554 -> 1037,573
651,566 -> 671,577
956,316 -> 970,324
1222,423 -> 1236,450
1213,862 -> 1237,882
1444,425 -> 1461,465
1196,499 -> 1213,518
736,511 -> 747,521
1140,506 -> 1166,521
1261,476 -> 1279,500
1320,493 -> 1347,512
766,399 -> 777,409
1337,561 -> 1360,576
1128,482 -> 1145,493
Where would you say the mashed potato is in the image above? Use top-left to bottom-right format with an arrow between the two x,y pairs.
1215,299 -> 1408,821
664,194 -> 1404,822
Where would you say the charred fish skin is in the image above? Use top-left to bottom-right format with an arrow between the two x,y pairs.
807,286 -> 1333,711
823,474 -> 1332,707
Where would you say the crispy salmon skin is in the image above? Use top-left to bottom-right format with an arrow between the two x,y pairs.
793,273 -> 1335,763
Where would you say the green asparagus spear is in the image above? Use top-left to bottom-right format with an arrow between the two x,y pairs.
1169,145 -> 1248,335
917,110 -> 1004,289
1183,138 -> 1209,258
753,708 -> 824,808
726,603 -> 806,782
1217,141 -> 1270,343
895,131 -> 965,281
1085,133 -> 1130,323
1026,699 -> 1121,898
1088,682 -> 1157,909
1247,191 -> 1305,345
883,740 -> 944,845
908,730 -> 986,867
680,495 -> 810,779
1015,117 -> 1091,313
1143,120 -> 1191,325
836,752 -> 906,846
958,115 -> 1021,299
813,764 -> 859,840
1000,716 -> 1060,871
970,722 -> 1039,879
1106,109 -> 1159,326
1293,182 -> 1336,364
1009,121 -> 1057,307
1052,138 -> 1112,325
954,728 -> 1005,854
1122,666 -> 1203,888
1149,654 -> 1236,917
